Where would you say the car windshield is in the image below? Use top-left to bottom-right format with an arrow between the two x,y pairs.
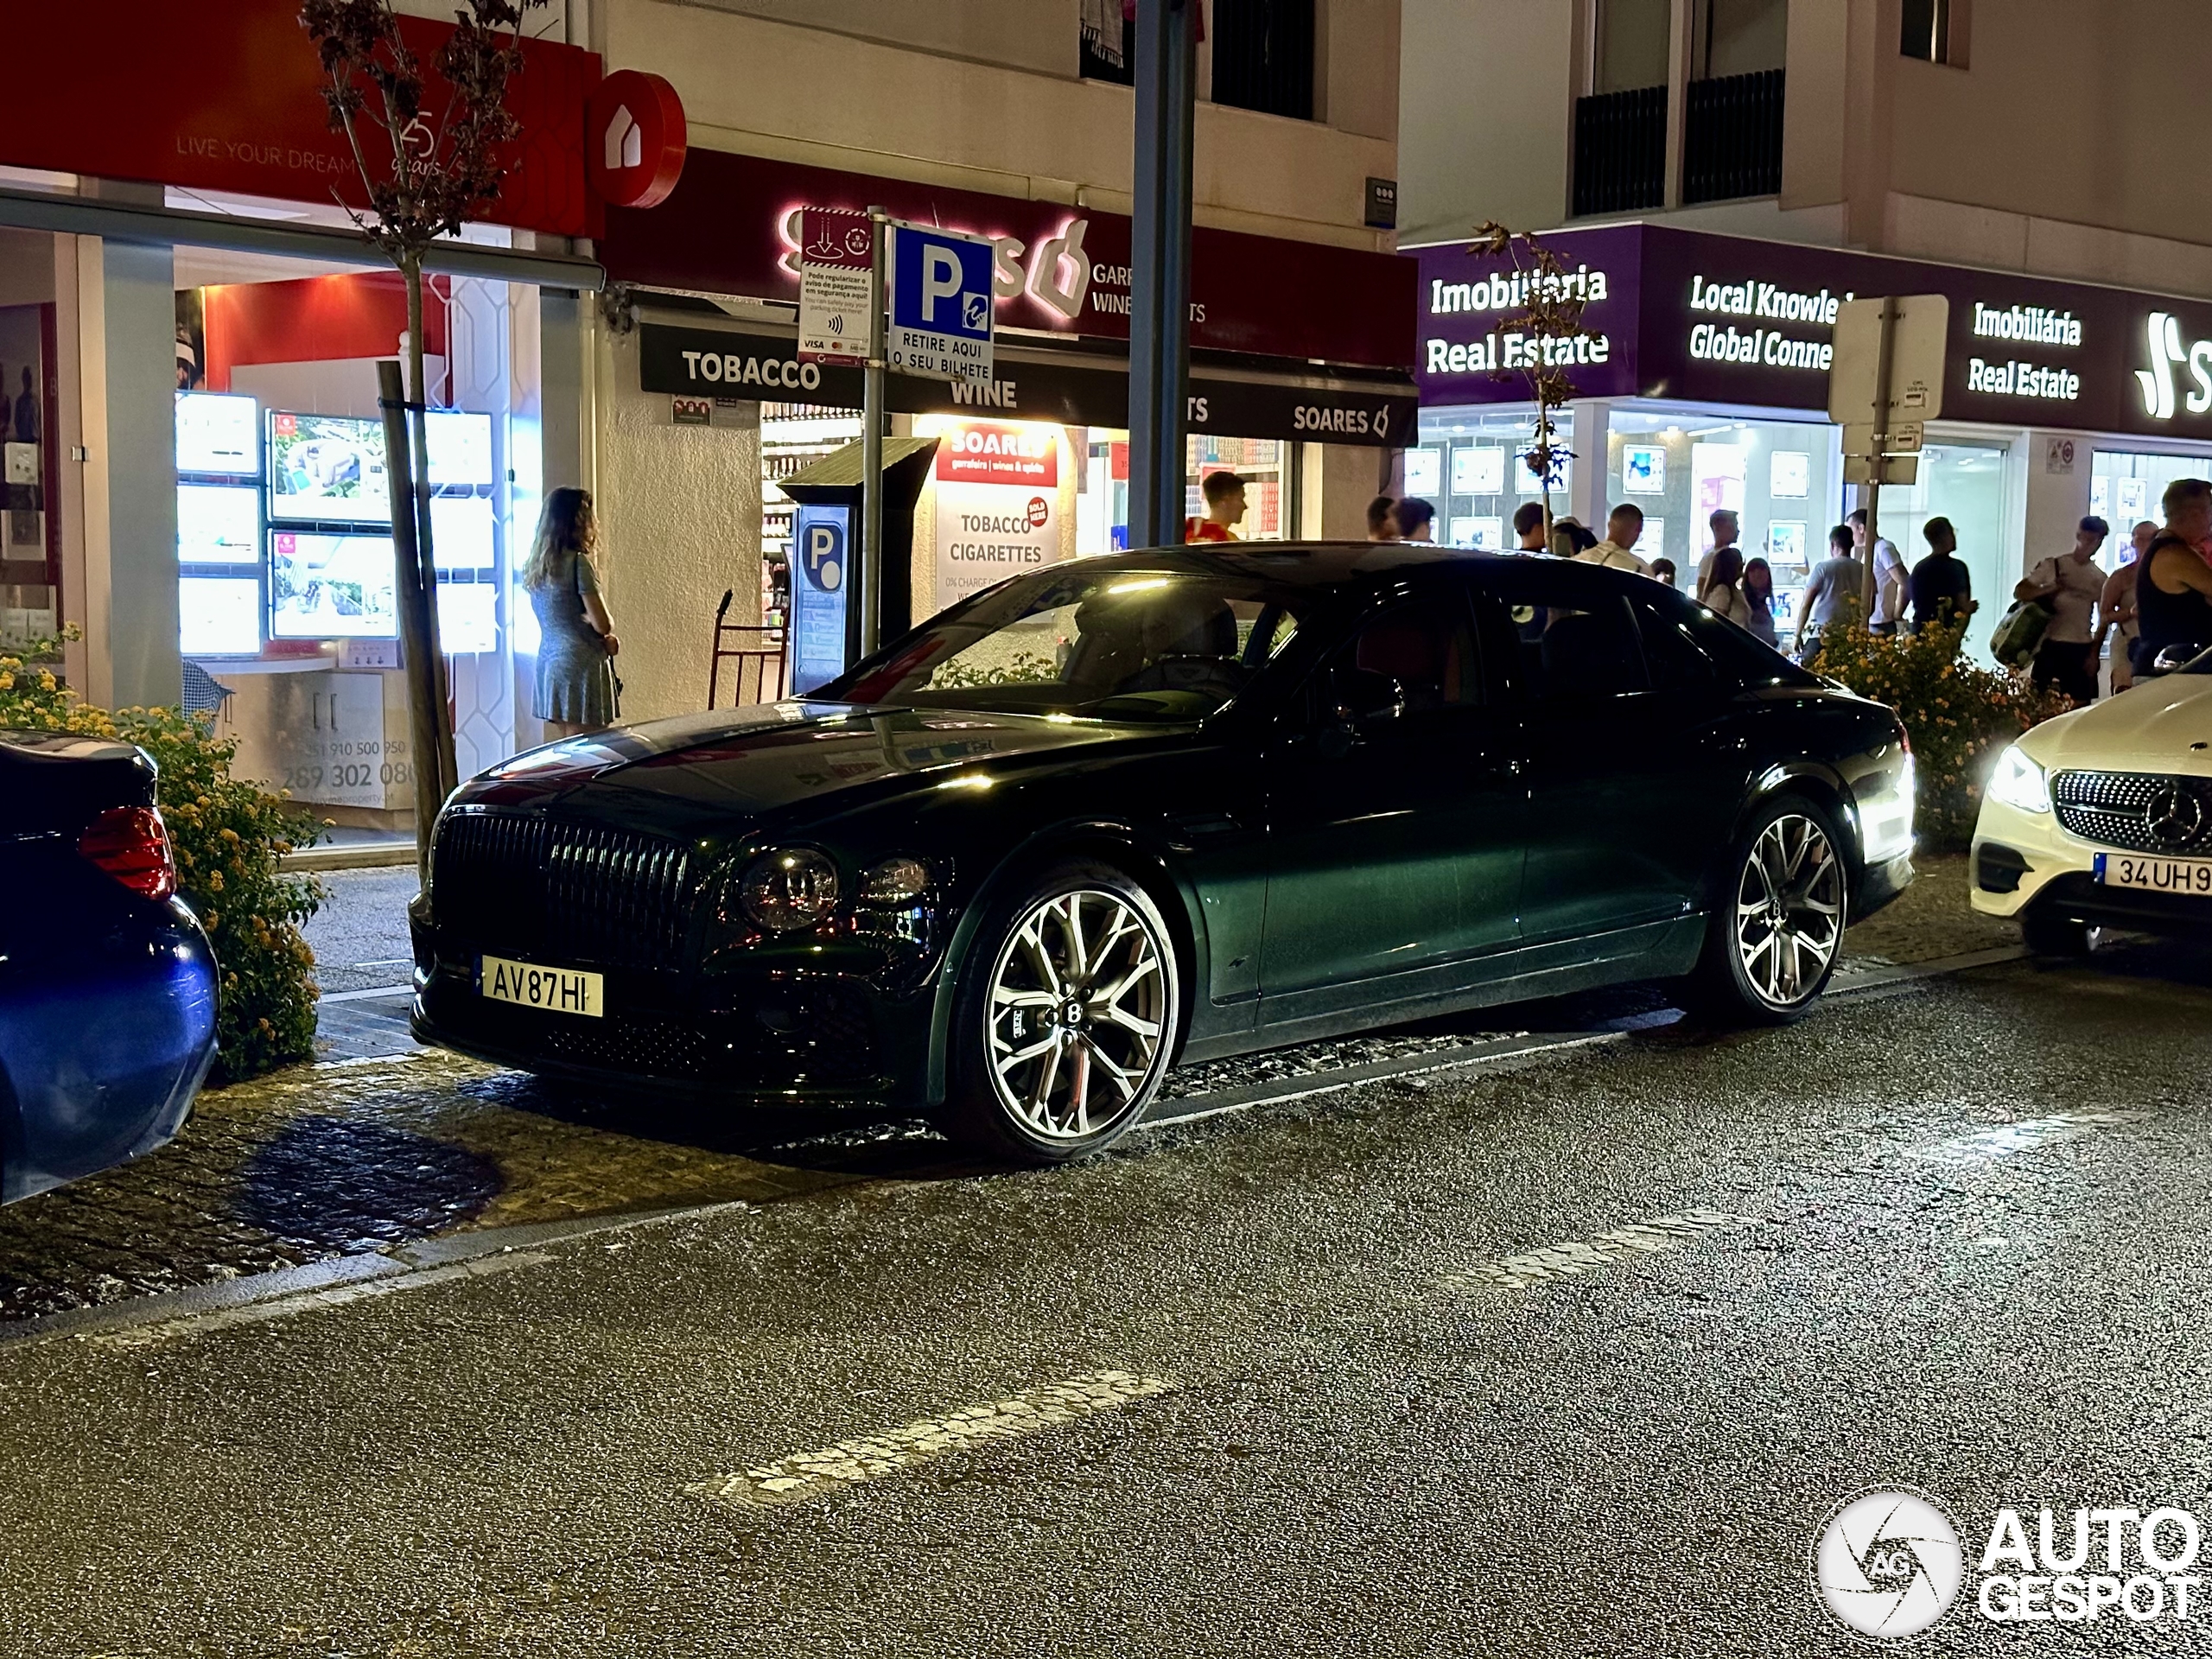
821,567 -> 1307,721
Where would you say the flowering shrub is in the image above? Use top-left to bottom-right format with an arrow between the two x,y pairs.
0,632 -> 325,1083
1808,616 -> 2075,851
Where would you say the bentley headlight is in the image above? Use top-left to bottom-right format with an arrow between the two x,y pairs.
737,849 -> 842,931
1987,745 -> 2051,815
859,855 -> 931,904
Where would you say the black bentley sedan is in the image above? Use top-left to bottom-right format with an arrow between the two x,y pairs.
412,544 -> 1915,1161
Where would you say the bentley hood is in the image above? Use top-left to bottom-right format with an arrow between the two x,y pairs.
451,702 -> 1162,836
2022,673 -> 2212,776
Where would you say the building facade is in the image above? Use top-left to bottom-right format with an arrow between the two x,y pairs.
1401,0 -> 2212,661
0,0 -> 1411,831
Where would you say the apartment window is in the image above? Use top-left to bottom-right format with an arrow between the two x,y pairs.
1212,0 -> 1315,121
1595,0 -> 1670,92
1694,0 -> 1786,79
1902,0 -> 1960,64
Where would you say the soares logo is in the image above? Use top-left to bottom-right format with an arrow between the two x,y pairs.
2134,311 -> 2212,419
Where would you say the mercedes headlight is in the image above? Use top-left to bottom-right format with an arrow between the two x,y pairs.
736,849 -> 842,931
1987,745 -> 2051,815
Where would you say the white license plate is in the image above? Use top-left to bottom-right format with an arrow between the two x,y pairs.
2096,853 -> 2212,897
479,955 -> 604,1018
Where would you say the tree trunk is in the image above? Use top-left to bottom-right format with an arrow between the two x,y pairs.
378,356 -> 441,882
403,263 -> 458,806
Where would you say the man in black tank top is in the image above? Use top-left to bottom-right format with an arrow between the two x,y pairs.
2132,478 -> 2212,675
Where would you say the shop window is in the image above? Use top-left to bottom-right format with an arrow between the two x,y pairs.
1875,439 -> 2012,666
1211,0 -> 1314,122
2092,452 -> 2208,573
1901,0 -> 1966,67
1604,409 -> 1842,653
1412,407 -> 1574,552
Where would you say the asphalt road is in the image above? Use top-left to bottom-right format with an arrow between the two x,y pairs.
5,938 -> 2209,1658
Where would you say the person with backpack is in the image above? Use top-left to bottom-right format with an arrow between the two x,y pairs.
1909,518 -> 1976,634
2012,515 -> 2108,701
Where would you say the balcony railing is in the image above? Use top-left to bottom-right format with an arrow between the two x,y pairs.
1573,86 -> 1668,218
1683,68 -> 1786,204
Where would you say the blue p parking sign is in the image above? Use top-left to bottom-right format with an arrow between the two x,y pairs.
788,503 -> 850,695
887,223 -> 996,383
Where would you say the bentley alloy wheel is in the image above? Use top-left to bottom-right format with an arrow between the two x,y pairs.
1731,810 -> 1845,1011
945,861 -> 1181,1162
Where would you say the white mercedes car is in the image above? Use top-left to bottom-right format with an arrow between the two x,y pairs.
1971,647 -> 2212,953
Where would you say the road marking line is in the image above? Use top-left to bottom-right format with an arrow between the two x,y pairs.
320,982 -> 414,1004
1441,1210 -> 1758,1291
84,1251 -> 550,1351
1907,1110 -> 2150,1166
687,1370 -> 1178,1510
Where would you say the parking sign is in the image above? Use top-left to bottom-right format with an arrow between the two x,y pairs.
887,222 -> 995,383
788,503 -> 850,694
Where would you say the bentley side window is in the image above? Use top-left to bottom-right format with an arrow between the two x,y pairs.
1503,590 -> 1649,702
1313,601 -> 1484,725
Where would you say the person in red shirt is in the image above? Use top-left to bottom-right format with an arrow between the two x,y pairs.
1185,470 -> 1246,543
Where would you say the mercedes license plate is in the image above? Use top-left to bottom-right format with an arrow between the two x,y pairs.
480,954 -> 604,1018
2094,853 -> 2212,897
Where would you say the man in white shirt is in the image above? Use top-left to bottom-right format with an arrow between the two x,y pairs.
2015,514 -> 2110,702
1694,509 -> 1741,592
1574,504 -> 1652,575
1851,508 -> 1908,633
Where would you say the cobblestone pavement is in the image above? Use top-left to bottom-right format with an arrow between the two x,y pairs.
0,855 -> 2016,1325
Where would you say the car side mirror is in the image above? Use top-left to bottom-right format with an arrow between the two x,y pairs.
2151,643 -> 2205,676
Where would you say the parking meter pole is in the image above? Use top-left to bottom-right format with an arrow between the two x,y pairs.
1128,0 -> 1196,550
861,206 -> 887,664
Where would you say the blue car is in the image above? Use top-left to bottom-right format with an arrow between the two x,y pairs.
0,730 -> 219,1203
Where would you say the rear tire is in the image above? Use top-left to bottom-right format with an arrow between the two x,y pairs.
938,859 -> 1181,1165
2020,910 -> 2101,957
1683,795 -> 1849,1026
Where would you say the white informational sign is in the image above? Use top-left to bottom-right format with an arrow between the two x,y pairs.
1691,442 -> 1748,520
797,207 -> 875,365
175,391 -> 259,478
1828,295 -> 1949,428
887,222 -> 995,383
1621,444 -> 1666,494
1402,448 -> 1441,496
178,575 -> 261,656
424,411 -> 495,487
177,483 -> 261,565
933,422 -> 1059,607
1770,450 -> 1811,498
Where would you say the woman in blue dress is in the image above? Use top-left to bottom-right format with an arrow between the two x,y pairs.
522,487 -> 620,739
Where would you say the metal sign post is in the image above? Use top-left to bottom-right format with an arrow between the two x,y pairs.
1830,294 -> 1949,619
1129,0 -> 1197,550
861,205 -> 887,663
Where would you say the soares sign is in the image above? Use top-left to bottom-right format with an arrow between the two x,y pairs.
1414,223 -> 2212,442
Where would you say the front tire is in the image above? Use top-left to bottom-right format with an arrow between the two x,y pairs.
1685,796 -> 1849,1025
940,860 -> 1181,1164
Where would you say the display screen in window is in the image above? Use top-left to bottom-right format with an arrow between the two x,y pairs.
426,411 -> 495,488
436,579 -> 498,653
179,575 -> 261,656
429,494 -> 496,571
177,483 -> 260,565
175,391 -> 259,478
268,411 -> 391,524
269,531 -> 398,638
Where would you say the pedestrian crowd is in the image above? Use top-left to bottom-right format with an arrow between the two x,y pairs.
1332,472 -> 2212,700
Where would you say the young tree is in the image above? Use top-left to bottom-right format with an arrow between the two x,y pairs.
300,0 -> 545,864
1467,222 -> 1606,548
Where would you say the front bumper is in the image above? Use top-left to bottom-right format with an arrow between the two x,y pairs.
1970,796 -> 2212,939
410,917 -> 924,1106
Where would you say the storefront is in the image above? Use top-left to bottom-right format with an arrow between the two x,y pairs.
1412,223 -> 2212,663
598,147 -> 1418,673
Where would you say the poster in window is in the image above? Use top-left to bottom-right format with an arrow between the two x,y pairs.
1519,453 -> 1567,498
1768,521 -> 1808,566
1452,446 -> 1505,497
1770,450 -> 1811,499
1639,519 -> 1663,565
2088,475 -> 2111,529
1456,517 -> 1503,552
1692,443 -> 1748,519
2118,477 -> 2148,529
1402,448 -> 1441,497
1621,444 -> 1666,495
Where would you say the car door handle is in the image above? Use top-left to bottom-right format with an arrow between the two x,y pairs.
1162,810 -> 1247,851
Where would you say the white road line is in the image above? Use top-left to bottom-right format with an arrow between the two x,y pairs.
84,1251 -> 550,1351
1441,1210 -> 1759,1292
687,1371 -> 1179,1510
1907,1110 -> 2150,1166
320,982 -> 414,1004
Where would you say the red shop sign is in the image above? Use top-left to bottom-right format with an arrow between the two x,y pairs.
588,71 -> 688,211
3,0 -> 597,238
935,422 -> 1061,488
604,148 -> 1416,371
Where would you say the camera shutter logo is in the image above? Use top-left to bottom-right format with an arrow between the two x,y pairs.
1812,1489 -> 1965,1640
